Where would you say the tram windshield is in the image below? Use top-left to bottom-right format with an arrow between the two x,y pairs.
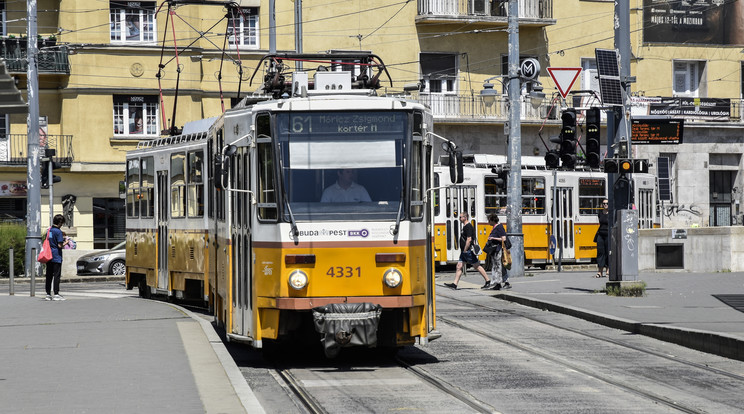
277,111 -> 406,221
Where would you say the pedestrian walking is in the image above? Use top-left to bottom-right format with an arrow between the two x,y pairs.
485,214 -> 508,290
44,214 -> 66,301
444,212 -> 490,290
594,198 -> 610,278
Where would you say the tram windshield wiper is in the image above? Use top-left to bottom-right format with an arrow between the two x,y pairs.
392,190 -> 404,239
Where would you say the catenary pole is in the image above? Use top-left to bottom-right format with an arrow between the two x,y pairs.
506,0 -> 524,278
25,0 -> 42,278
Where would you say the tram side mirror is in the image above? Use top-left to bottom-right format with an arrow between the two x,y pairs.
215,145 -> 238,190
448,149 -> 464,184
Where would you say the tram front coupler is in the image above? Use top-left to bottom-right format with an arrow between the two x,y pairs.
312,303 -> 382,358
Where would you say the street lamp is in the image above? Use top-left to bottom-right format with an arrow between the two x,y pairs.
479,74 -> 543,279
480,76 -> 545,110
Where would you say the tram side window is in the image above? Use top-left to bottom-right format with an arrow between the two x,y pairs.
485,176 -> 507,215
579,177 -> 606,215
141,156 -> 154,218
187,150 -> 204,217
256,113 -> 277,220
522,177 -> 546,215
126,158 -> 140,218
433,173 -> 440,216
170,153 -> 187,218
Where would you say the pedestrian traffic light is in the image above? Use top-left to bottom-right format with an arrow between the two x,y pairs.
560,109 -> 577,169
585,107 -> 601,168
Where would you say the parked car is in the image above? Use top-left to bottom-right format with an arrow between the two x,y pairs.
76,241 -> 126,276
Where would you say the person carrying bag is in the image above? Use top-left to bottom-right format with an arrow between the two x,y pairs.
501,239 -> 512,270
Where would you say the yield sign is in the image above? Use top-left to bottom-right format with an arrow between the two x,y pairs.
547,67 -> 582,99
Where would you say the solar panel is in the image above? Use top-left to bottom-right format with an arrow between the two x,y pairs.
657,156 -> 672,201
595,49 -> 624,106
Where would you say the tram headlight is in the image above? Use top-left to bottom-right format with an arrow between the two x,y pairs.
288,270 -> 309,290
383,268 -> 403,288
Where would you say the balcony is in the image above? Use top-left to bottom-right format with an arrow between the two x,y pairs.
0,134 -> 74,166
417,0 -> 554,26
0,38 -> 70,74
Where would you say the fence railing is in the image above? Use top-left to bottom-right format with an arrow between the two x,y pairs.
0,38 -> 70,74
0,134 -> 74,166
417,0 -> 552,19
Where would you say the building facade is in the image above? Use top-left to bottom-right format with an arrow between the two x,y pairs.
0,0 -> 742,249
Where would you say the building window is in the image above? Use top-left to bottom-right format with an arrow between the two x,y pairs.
673,61 -> 705,97
1,2 -> 6,37
228,7 -> 259,48
110,1 -> 156,43
113,95 -> 159,136
93,198 -> 126,249
420,53 -> 458,94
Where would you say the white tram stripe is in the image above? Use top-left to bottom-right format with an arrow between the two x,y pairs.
301,378 -> 420,388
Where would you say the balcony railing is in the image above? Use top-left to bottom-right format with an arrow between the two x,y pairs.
0,134 -> 74,166
0,38 -> 70,74
415,93 -> 556,122
415,93 -> 744,124
417,0 -> 553,20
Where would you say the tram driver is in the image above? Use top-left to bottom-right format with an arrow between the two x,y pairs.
321,169 -> 371,203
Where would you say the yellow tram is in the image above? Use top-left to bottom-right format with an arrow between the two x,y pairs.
432,154 -> 657,268
125,53 -> 444,357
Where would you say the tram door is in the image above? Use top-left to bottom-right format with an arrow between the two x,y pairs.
554,187 -> 575,259
444,185 -> 477,262
156,171 -> 169,291
231,151 -> 252,336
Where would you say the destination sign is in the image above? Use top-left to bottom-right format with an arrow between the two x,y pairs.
579,178 -> 605,187
278,112 -> 406,136
631,118 -> 684,144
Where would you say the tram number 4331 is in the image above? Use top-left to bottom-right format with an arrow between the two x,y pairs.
327,267 -> 362,278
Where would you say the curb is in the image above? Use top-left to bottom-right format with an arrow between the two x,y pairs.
0,276 -> 126,284
496,292 -> 744,362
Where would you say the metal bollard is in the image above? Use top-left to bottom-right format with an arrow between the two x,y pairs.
30,248 -> 36,297
9,247 -> 14,296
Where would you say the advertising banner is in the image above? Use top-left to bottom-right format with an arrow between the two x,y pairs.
0,181 -> 27,197
643,0 -> 744,45
648,97 -> 730,121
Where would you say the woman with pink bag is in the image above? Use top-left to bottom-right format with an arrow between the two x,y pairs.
44,214 -> 66,301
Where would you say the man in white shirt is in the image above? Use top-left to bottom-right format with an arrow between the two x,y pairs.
321,169 -> 371,202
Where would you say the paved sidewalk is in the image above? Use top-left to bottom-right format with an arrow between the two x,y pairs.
437,269 -> 744,361
0,289 -> 265,414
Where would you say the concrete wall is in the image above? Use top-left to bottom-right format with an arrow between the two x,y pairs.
639,227 -> 744,272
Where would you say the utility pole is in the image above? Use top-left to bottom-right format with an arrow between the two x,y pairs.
609,0 -> 639,282
25,0 -> 42,278
294,0 -> 303,70
506,0 -> 524,278
269,0 -> 276,54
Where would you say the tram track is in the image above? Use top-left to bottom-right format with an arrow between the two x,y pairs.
437,293 -> 744,413
440,292 -> 744,383
438,315 -> 706,414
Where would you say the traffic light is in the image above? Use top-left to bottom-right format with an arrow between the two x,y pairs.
40,149 -> 62,189
560,109 -> 577,168
490,167 -> 508,192
544,150 -> 560,169
585,107 -> 601,168
603,158 -> 649,174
